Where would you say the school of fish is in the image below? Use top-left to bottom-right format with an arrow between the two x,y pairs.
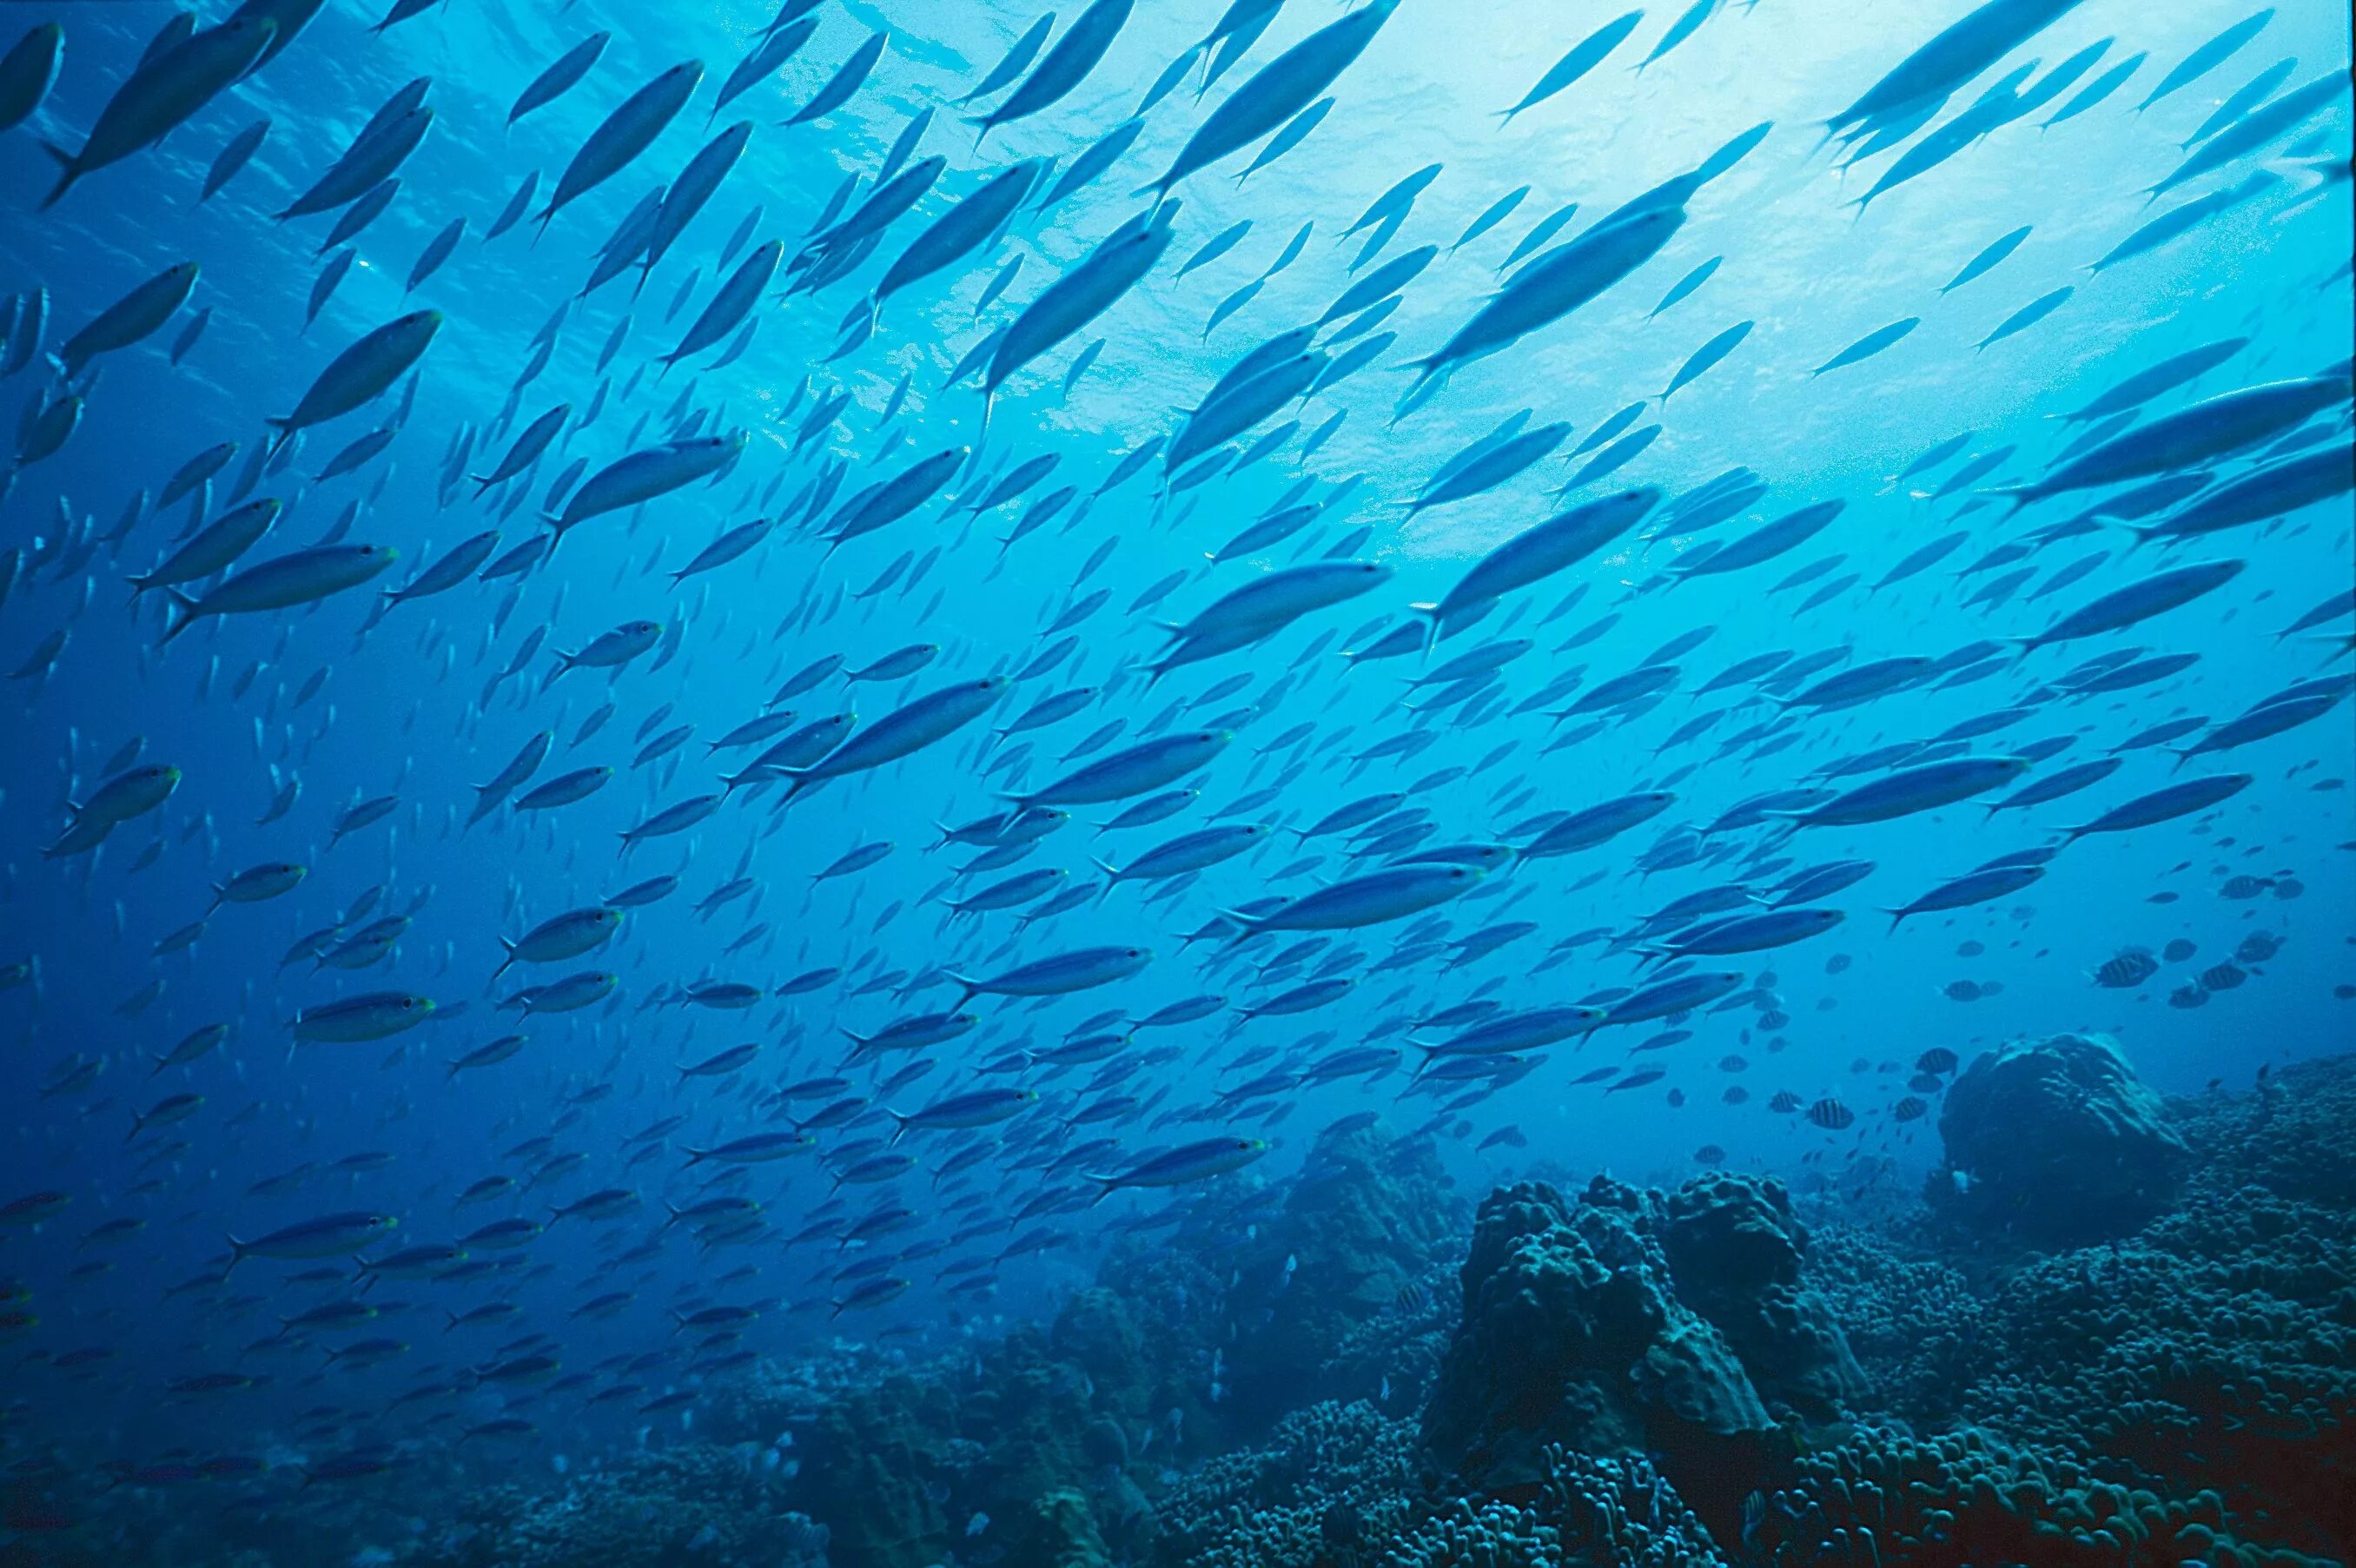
0,0 -> 2350,1517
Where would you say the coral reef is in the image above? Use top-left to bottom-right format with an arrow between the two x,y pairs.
1179,1120 -> 1467,1432
1317,1254 -> 1459,1421
657,1122 -> 1460,1567
400,1446 -> 828,1568
2181,1053 -> 2356,1210
1150,1399 -> 1423,1568
1805,1223 -> 1985,1430
1797,1056 -> 2356,1566
337,1062 -> 2353,1568
1750,1426 -> 2329,1568
1374,1446 -> 1727,1568
1927,1032 -> 2190,1245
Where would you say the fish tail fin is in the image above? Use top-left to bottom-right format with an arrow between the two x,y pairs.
36,141 -> 78,209
159,588 -> 202,645
825,310 -> 875,363
1088,858 -> 1119,899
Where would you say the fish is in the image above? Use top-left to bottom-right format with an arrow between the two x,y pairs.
982,203 -> 1179,417
162,546 -> 398,644
1086,1137 -> 1267,1201
2137,10 -> 2274,110
2062,775 -> 2253,843
512,32 -> 610,123
536,62 -> 705,236
1498,11 -> 1645,124
969,0 -> 1132,141
2002,376 -> 2349,508
267,311 -> 442,450
1405,206 -> 1683,398
548,434 -> 743,542
787,30 -> 887,126
2094,949 -> 2161,988
1826,0 -> 2086,142
56,262 -> 199,380
3,0 -> 2347,1518
39,17 -> 280,208
2013,560 -> 2245,652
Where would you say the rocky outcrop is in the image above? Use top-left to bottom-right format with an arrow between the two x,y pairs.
1659,1171 -> 1871,1423
1421,1172 -> 1864,1538
1928,1032 -> 2189,1245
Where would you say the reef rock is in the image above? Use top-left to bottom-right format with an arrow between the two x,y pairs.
1422,1173 -> 1862,1538
1929,1032 -> 2189,1245
1659,1171 -> 1871,1422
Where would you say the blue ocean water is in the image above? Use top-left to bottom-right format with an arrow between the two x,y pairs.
0,0 -> 2351,1562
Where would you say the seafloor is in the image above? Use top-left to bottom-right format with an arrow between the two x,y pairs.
13,1035 -> 2353,1566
